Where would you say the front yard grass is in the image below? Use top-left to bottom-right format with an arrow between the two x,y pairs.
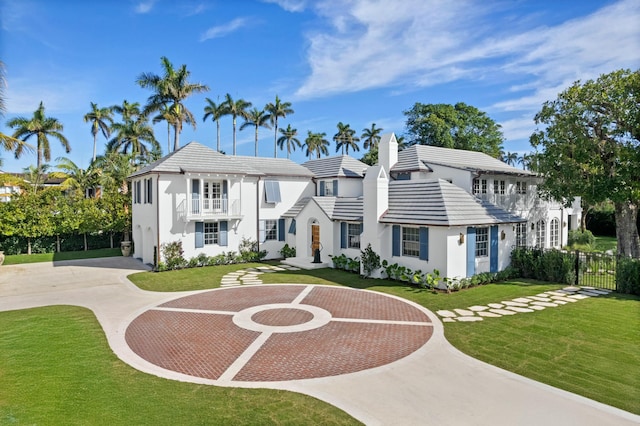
2,248 -> 121,265
0,305 -> 359,425
131,264 -> 640,414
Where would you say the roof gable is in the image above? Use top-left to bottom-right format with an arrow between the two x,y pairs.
303,155 -> 369,178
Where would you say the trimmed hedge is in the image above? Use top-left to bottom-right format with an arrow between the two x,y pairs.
617,257 -> 640,295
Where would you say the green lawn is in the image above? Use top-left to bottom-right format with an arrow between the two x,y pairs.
2,248 -> 121,265
0,305 -> 359,426
594,235 -> 617,252
4,262 -> 639,422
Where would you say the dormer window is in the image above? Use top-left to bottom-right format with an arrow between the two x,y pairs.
319,179 -> 338,196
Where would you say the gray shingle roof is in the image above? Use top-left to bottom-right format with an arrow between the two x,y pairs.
283,196 -> 363,221
393,145 -> 534,176
129,141 -> 314,178
302,155 -> 369,178
380,179 -> 526,226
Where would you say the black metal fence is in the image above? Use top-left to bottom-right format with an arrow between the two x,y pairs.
574,250 -> 617,290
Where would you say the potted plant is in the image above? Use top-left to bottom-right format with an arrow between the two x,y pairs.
121,241 -> 132,257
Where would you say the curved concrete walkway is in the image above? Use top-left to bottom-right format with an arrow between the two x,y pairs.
0,257 -> 637,426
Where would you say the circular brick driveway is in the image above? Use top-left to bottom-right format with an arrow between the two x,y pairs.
125,285 -> 433,383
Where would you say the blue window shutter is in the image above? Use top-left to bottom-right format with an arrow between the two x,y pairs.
340,222 -> 347,248
259,220 -> 266,243
490,225 -> 498,272
392,225 -> 400,256
419,227 -> 429,261
319,181 -> 325,196
219,221 -> 228,246
278,218 -> 285,241
466,227 -> 476,277
333,180 -> 338,196
195,222 -> 204,248
288,219 -> 296,235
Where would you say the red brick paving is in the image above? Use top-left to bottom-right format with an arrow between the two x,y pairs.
251,308 -> 315,326
126,285 -> 433,382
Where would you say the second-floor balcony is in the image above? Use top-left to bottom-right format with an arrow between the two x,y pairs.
177,196 -> 242,222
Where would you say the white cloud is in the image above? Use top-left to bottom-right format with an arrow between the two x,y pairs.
294,0 -> 640,104
135,1 -> 156,14
200,17 -> 250,41
262,0 -> 307,13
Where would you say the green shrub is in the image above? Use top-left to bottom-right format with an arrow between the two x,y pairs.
510,247 -> 575,285
617,257 -> 640,295
360,244 -> 380,277
568,229 -> 596,247
161,241 -> 186,270
279,243 -> 296,258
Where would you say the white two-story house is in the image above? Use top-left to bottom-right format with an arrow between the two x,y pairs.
128,142 -> 314,265
129,134 -> 581,281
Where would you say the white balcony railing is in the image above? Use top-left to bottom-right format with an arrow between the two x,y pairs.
184,197 -> 241,219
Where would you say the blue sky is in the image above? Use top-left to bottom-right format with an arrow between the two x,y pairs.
1,0 -> 638,172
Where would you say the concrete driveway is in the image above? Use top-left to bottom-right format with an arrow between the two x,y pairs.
0,257 -> 637,426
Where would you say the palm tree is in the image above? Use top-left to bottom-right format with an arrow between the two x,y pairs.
0,61 -> 33,158
84,102 -> 113,162
396,135 -> 408,150
504,151 -> 519,166
52,156 -> 100,197
333,122 -> 360,155
137,56 -> 209,152
22,163 -> 51,193
222,93 -> 252,155
153,104 -> 179,154
7,101 -> 70,169
277,124 -> 301,159
304,131 -> 330,159
264,95 -> 294,158
107,116 -> 159,159
203,98 -> 227,152
240,108 -> 271,157
111,100 -> 142,122
361,123 -> 383,151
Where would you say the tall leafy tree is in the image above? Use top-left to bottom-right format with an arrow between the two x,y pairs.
111,100 -> 142,122
503,151 -> 519,166
222,93 -> 251,155
333,122 -> 360,155
137,56 -> 209,152
265,95 -> 294,158
404,102 -> 504,158
530,69 -> 640,258
153,104 -> 179,154
240,107 -> 271,157
83,102 -> 113,162
203,98 -> 227,152
361,123 -> 383,151
7,101 -> 70,169
304,131 -> 330,159
277,124 -> 301,159
0,61 -> 33,158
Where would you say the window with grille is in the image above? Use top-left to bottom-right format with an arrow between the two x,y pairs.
476,227 -> 488,257
264,219 -> 278,241
402,227 -> 420,257
516,223 -> 527,247
348,223 -> 361,249
472,178 -> 480,195
536,220 -> 546,248
493,180 -> 505,195
204,222 -> 219,245
516,181 -> 527,195
550,218 -> 559,247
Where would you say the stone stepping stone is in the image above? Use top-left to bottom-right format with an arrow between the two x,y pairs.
241,280 -> 263,285
221,279 -> 240,284
531,301 -> 558,307
506,306 -> 535,313
513,297 -> 533,303
529,305 -> 546,311
456,316 -> 483,322
442,318 -> 456,323
568,294 -> 590,300
502,301 -> 529,307
528,296 -> 553,302
589,289 -> 610,295
454,309 -> 475,316
436,310 -> 457,318
552,300 -> 567,305
550,296 -> 577,303
468,305 -> 489,312
478,311 -> 502,318
545,291 -> 569,297
487,303 -> 504,309
221,283 -> 240,287
581,286 -> 596,290
562,286 -> 581,292
489,309 -> 517,316
579,291 -> 601,297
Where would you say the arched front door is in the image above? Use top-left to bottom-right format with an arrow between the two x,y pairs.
311,224 -> 320,256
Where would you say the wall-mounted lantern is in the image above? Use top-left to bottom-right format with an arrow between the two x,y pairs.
459,233 -> 465,245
